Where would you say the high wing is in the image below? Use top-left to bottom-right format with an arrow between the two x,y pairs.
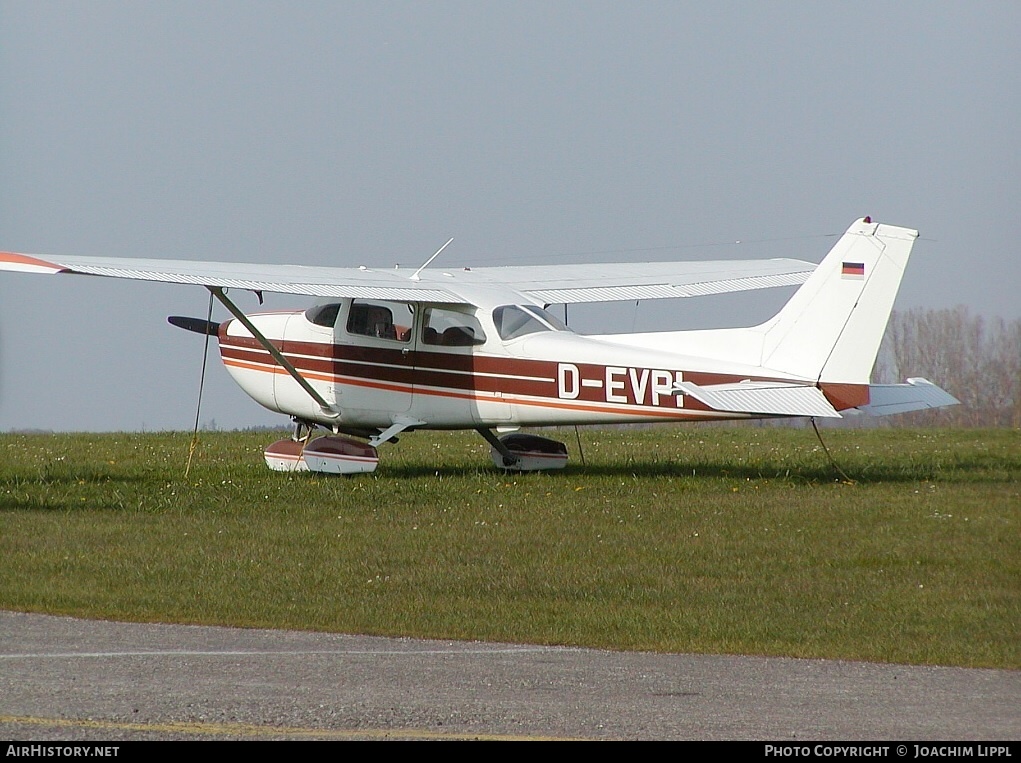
0,251 -> 455,302
451,260 -> 814,303
0,250 -> 815,305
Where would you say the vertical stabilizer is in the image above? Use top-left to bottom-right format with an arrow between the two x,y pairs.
758,218 -> 918,384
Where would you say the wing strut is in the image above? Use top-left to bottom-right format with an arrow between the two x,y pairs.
207,287 -> 340,419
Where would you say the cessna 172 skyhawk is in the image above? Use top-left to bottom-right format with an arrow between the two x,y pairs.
0,217 -> 957,473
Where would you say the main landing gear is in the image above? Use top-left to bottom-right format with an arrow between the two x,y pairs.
478,429 -> 569,471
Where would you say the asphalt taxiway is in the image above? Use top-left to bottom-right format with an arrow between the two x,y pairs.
1,611 -> 1018,740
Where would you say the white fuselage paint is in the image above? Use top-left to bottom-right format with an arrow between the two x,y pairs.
217,299 -> 817,431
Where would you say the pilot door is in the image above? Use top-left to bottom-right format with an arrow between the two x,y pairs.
409,305 -> 510,425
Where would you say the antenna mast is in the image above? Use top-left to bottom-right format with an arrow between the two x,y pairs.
410,237 -> 454,281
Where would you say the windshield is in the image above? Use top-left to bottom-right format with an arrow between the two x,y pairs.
493,305 -> 568,340
522,304 -> 570,331
304,302 -> 342,328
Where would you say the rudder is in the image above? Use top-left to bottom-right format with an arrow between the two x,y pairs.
758,218 -> 918,384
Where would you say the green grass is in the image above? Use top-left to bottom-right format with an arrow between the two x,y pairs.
1,427 -> 1018,668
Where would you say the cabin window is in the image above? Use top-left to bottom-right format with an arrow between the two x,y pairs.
493,305 -> 565,340
422,307 -> 487,347
304,302 -> 342,328
346,300 -> 414,342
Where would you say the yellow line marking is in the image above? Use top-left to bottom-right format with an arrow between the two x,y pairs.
0,714 -> 585,741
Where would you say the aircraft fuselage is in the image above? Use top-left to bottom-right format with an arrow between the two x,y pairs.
218,297 -> 861,432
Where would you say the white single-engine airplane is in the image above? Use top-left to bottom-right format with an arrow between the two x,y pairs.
0,217 -> 957,473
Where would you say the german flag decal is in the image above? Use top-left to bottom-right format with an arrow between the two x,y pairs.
841,261 -> 865,279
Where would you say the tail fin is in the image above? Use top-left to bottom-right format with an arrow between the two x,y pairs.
757,218 -> 918,384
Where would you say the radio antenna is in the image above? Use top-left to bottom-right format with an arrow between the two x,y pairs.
410,237 -> 454,281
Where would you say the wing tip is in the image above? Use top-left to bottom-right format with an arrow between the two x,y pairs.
0,251 -> 67,274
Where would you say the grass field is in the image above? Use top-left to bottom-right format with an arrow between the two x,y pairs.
1,426 -> 1018,668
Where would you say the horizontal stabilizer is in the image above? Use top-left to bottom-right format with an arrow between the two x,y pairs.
673,381 -> 841,418
857,378 -> 960,416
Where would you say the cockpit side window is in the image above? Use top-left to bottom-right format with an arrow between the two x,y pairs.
422,307 -> 487,347
346,300 -> 413,342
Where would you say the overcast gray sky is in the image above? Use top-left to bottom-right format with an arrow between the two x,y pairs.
1,1 -> 1018,431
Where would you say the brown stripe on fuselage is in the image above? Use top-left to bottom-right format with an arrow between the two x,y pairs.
219,334 -> 869,413
220,355 -> 723,421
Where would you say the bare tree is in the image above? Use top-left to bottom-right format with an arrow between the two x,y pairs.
876,307 -> 1021,427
